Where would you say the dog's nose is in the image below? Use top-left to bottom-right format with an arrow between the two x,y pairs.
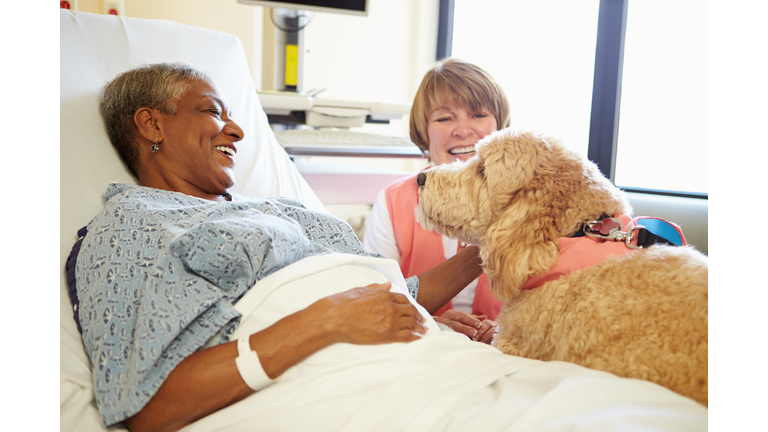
417,172 -> 427,187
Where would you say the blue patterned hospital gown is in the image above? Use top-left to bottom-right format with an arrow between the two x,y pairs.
75,183 -> 419,426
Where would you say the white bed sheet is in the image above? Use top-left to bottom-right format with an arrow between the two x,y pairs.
182,255 -> 707,432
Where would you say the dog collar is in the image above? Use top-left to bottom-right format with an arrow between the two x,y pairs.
567,213 -> 611,238
582,216 -> 686,249
522,215 -> 688,291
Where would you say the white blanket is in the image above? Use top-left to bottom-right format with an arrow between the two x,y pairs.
184,255 -> 707,432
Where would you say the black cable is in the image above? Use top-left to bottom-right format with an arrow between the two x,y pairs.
269,8 -> 313,33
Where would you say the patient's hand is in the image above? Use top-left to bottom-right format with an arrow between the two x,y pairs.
314,282 -> 428,345
434,310 -> 496,344
124,282 -> 426,432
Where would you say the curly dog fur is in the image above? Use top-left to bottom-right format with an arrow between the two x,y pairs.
416,129 -> 708,406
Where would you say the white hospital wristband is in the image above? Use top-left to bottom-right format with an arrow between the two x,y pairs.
235,336 -> 274,391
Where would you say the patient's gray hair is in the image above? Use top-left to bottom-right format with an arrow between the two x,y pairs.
99,62 -> 211,177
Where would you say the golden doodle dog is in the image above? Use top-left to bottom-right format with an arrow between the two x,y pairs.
415,129 -> 708,406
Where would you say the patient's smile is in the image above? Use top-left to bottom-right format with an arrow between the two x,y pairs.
215,146 -> 236,157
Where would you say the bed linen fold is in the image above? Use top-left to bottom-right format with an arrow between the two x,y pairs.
183,254 -> 706,432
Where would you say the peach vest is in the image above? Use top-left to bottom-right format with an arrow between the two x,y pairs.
385,172 -> 503,319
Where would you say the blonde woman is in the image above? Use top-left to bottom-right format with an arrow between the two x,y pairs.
364,59 -> 511,343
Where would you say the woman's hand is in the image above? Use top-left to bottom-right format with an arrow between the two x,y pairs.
434,310 -> 496,344
474,318 -> 496,344
312,282 -> 428,344
124,282 -> 425,432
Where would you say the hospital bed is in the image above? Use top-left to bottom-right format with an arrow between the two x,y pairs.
60,10 -> 707,431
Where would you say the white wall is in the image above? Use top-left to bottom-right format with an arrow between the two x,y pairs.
300,0 -> 436,104
75,0 -> 263,86
262,0 -> 438,140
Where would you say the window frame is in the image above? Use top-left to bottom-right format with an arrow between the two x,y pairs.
438,0 -> 707,199
436,0 -> 454,61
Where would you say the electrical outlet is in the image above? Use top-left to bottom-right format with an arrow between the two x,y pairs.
60,0 -> 78,10
100,0 -> 124,16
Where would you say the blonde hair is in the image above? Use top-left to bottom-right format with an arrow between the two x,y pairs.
99,62 -> 211,177
409,59 -> 511,157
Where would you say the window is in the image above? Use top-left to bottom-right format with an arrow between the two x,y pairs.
615,0 -> 707,194
446,0 -> 707,197
451,0 -> 600,159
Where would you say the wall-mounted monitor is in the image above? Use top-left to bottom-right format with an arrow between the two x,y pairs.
237,0 -> 368,16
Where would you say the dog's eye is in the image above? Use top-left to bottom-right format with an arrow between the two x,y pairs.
478,167 -> 486,177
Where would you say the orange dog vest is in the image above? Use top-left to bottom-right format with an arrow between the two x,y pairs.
522,214 -> 688,290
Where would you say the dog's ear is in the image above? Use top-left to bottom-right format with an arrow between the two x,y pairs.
481,200 -> 560,301
478,131 -> 539,209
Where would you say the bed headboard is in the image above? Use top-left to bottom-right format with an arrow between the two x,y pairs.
60,10 -> 324,431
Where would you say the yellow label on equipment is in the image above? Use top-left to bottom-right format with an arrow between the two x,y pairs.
285,44 -> 298,86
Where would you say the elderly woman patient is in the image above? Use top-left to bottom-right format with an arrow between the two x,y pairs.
72,63 -> 485,432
